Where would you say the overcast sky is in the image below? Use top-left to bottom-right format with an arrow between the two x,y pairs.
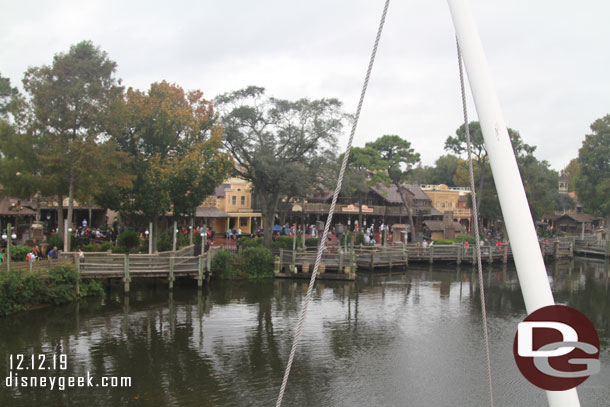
2,0 -> 609,171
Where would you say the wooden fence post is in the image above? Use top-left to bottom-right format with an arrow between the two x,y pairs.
370,251 -> 375,270
429,246 -> 434,264
456,245 -> 462,265
197,255 -> 204,287
503,243 -> 509,264
169,254 -> 175,289
74,253 -> 80,296
279,249 -> 284,273
403,243 -> 409,267
123,254 -> 130,293
206,249 -> 213,274
339,251 -> 344,273
488,245 -> 493,264
554,240 -> 560,259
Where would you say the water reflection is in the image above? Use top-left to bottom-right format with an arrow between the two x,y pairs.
0,259 -> 608,406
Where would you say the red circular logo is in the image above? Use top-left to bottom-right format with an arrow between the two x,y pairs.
513,305 -> 600,391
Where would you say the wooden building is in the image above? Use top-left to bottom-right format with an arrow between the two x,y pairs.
195,177 -> 262,234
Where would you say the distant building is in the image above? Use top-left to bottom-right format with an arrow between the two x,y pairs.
546,213 -> 601,235
558,171 -> 569,195
299,183 -> 441,237
420,184 -> 472,232
196,177 -> 262,234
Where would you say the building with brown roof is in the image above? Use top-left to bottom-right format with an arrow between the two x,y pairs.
196,177 -> 262,234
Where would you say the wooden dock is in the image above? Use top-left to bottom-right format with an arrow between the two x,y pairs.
572,238 -> 609,257
272,248 -> 356,281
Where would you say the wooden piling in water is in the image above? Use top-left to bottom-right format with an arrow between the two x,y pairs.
74,253 -> 80,296
197,255 -> 204,287
123,254 -> 130,293
169,254 -> 175,289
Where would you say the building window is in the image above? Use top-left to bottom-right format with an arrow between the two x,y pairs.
231,196 -> 236,205
241,196 -> 245,206
240,218 -> 248,227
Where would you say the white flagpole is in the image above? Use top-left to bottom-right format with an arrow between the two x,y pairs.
446,1 -> 580,406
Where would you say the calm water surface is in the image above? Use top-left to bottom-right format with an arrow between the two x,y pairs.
1,259 -> 609,406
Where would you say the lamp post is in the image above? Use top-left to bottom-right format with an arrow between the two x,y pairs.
201,224 -> 208,254
172,221 -> 178,252
145,230 -> 151,254
3,223 -> 16,271
67,227 -> 73,252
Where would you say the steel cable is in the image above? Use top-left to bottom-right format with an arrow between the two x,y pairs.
275,1 -> 391,405
456,38 -> 495,407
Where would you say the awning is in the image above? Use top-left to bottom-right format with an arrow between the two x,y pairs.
226,212 -> 261,217
195,207 -> 229,218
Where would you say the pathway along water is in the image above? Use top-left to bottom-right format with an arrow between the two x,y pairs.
1,259 -> 608,406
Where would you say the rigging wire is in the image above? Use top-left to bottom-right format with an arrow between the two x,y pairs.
456,37 -> 495,407
274,1 -> 391,405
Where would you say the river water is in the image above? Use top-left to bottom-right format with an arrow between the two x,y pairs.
1,258 -> 608,406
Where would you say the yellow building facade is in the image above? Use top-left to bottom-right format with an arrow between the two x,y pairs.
196,178 -> 262,235
420,184 -> 472,231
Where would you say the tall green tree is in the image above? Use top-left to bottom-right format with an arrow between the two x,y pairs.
453,137 -> 560,223
429,154 -> 460,186
22,41 -> 126,247
445,122 -> 529,213
0,73 -> 18,117
575,115 -> 610,227
0,75 -> 63,222
366,134 -> 420,241
103,81 -> 232,248
563,158 -> 579,193
216,86 -> 345,248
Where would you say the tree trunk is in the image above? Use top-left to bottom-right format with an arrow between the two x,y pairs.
57,194 -> 64,245
394,181 -> 416,243
358,194 -> 363,228
152,217 -> 159,253
261,195 -> 279,248
67,168 -> 75,251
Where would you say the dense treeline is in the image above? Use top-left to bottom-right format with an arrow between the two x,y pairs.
1,41 -> 608,249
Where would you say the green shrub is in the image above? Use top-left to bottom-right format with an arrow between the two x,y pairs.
0,265 -> 103,316
339,232 -> 353,246
99,242 -> 113,252
0,270 -> 36,315
433,238 -> 454,245
305,238 -> 319,247
211,250 -> 236,279
46,234 -> 63,250
82,243 -> 101,252
355,232 -> 365,245
157,232 -> 172,252
241,237 -> 263,248
177,233 -> 190,249
241,247 -> 274,279
270,235 -> 301,249
454,234 -> 476,244
79,279 -> 105,297
10,245 -> 32,262
111,245 -> 126,254
45,265 -> 79,304
117,231 -> 140,252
